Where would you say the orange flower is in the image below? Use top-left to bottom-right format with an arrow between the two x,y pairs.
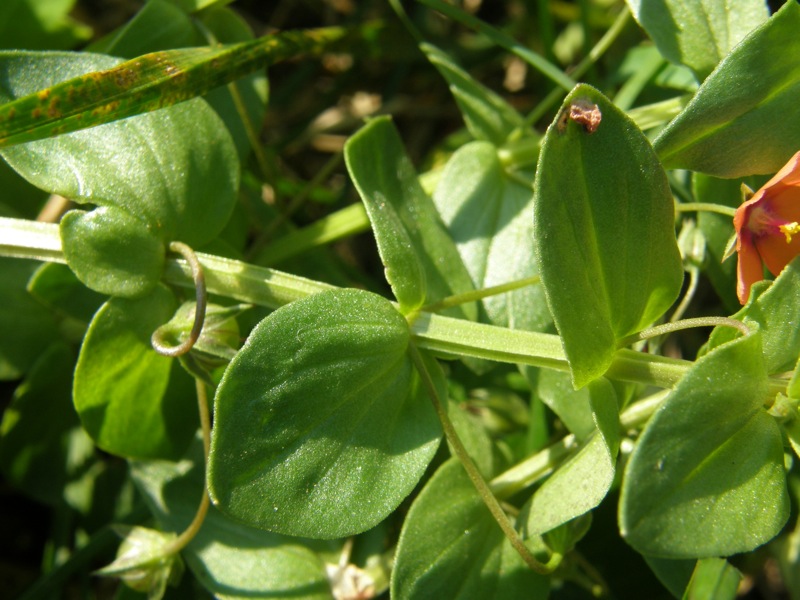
734,151 -> 800,304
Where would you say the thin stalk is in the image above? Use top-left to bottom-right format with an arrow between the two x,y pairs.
522,6 -> 631,129
192,17 -> 273,182
151,242 -> 207,357
675,202 -> 737,218
408,343 -> 561,574
163,378 -> 211,555
421,275 -> 540,313
669,267 -> 700,324
617,316 -> 750,348
419,0 -> 575,92
247,152 -> 345,261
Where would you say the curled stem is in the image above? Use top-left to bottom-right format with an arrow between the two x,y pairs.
163,378 -> 212,555
151,241 -> 207,357
617,316 -> 750,348
408,343 -> 560,575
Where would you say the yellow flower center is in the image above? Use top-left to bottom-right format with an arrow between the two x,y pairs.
779,222 -> 800,244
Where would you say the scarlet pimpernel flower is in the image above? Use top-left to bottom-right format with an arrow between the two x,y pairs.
734,151 -> 800,304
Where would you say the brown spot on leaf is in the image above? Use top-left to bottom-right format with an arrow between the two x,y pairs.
568,99 -> 602,133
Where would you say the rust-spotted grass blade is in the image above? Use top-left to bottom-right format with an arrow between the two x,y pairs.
0,26 -> 348,149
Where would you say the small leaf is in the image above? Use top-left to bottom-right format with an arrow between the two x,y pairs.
654,1 -> 800,177
73,285 -> 198,459
345,117 -> 475,318
626,0 -> 768,80
432,141 -> 551,332
27,262 -> 106,324
522,378 -> 619,536
533,84 -> 682,388
619,331 -> 789,558
60,207 -> 165,298
420,43 -> 525,145
208,288 -> 441,538
392,458 -> 550,600
344,118 -> 426,312
682,558 -> 742,600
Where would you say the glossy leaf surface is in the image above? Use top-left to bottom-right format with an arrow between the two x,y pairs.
209,288 -> 441,538
619,332 -> 788,558
533,84 -> 682,388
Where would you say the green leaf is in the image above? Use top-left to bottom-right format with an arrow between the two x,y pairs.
522,378 -> 619,536
432,141 -> 551,332
90,0 -> 197,57
0,258 -> 60,379
131,440 -> 334,600
644,556 -> 697,599
27,261 -> 106,324
73,285 -> 198,459
60,207 -> 166,298
420,43 -> 525,145
392,458 -> 549,600
533,84 -> 682,388
654,1 -> 800,177
0,0 -> 91,51
534,369 -> 595,441
208,288 -> 441,538
704,257 -> 800,374
619,331 -> 788,558
625,0 -> 768,81
0,51 -> 238,296
344,117 -> 475,319
0,343 -> 90,505
344,118 -> 426,312
682,558 -> 741,600
0,27 -> 344,148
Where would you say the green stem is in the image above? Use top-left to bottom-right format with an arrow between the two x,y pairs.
617,316 -> 750,348
408,344 -> 560,574
418,0 -> 575,92
675,202 -> 737,218
421,275 -> 540,313
522,5 -> 631,128
163,378 -> 211,555
151,242 -> 207,357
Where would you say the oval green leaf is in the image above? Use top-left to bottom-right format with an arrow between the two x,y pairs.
654,1 -> 800,177
619,331 -> 789,558
74,285 -> 198,459
533,84 -> 682,388
392,458 -> 549,600
208,288 -> 441,539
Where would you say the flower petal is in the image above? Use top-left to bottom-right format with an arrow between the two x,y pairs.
737,231 -> 764,304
